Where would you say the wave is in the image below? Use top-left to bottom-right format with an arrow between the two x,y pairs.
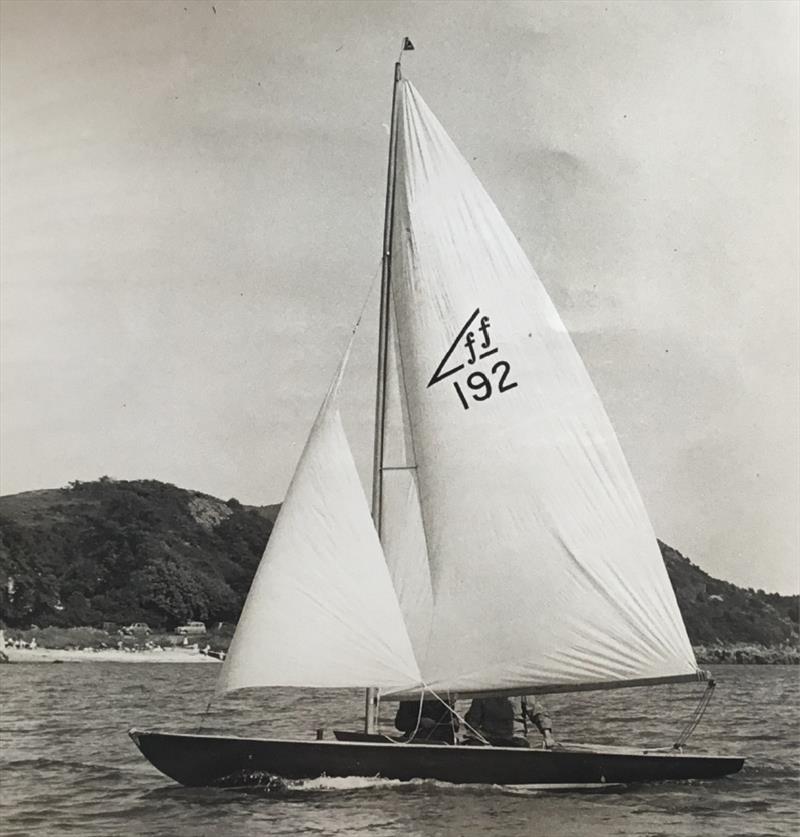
2,757 -> 122,775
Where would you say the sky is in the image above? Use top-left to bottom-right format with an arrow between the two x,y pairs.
1,0 -> 797,593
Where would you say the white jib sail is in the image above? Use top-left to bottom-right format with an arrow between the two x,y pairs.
216,342 -> 421,695
386,79 -> 698,695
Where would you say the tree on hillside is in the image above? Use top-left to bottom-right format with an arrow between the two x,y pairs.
1,479 -> 796,646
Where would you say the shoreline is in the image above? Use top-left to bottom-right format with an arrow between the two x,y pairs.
2,647 -> 222,664
693,644 -> 798,665
3,646 -> 796,666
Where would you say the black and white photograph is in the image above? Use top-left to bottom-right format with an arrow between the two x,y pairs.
1,1 -> 797,835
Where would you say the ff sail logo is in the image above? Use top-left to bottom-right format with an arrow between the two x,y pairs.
427,308 -> 518,410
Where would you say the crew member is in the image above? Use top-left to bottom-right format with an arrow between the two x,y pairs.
395,698 -> 457,743
464,696 -> 554,748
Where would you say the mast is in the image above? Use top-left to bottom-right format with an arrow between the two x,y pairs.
365,54 -> 404,734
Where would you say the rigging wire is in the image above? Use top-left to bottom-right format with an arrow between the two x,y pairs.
673,678 -> 716,750
196,696 -> 214,735
394,686 -> 490,746
350,259 -> 383,337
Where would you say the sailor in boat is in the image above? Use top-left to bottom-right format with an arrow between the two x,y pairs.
464,696 -> 554,748
394,698 -> 458,743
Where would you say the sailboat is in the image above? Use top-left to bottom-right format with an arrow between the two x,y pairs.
130,43 -> 744,788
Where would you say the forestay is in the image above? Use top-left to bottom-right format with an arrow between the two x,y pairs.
216,345 -> 421,695
384,79 -> 699,695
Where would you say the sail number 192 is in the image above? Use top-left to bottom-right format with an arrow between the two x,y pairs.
452,360 -> 518,410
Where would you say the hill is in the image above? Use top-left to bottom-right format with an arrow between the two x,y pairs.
659,541 -> 797,649
0,478 -> 278,629
0,479 -> 797,651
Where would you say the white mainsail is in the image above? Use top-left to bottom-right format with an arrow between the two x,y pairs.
384,79 -> 699,695
216,347 -> 421,695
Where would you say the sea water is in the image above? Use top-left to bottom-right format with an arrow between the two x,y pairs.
0,664 -> 797,836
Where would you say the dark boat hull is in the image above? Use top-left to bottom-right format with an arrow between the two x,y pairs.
128,729 -> 744,788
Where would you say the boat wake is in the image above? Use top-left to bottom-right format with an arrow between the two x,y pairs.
213,772 -> 627,797
214,772 -> 418,795
291,775 -> 412,792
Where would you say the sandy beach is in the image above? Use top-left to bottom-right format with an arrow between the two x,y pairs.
2,646 -> 222,664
